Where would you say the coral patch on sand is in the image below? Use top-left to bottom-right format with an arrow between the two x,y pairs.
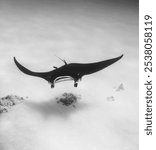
0,95 -> 24,113
56,93 -> 80,107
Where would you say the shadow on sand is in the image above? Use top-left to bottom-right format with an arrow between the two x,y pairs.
25,98 -> 88,119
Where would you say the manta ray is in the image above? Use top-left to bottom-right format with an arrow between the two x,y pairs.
14,54 -> 123,88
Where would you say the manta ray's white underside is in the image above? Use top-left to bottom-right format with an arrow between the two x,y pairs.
54,76 -> 74,84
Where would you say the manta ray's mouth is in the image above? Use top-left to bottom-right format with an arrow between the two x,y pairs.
54,76 -> 74,83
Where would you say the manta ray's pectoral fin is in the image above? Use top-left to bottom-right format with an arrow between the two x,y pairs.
83,54 -> 123,75
14,57 -> 53,85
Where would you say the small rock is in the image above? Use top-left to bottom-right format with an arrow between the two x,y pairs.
115,83 -> 124,92
106,96 -> 115,101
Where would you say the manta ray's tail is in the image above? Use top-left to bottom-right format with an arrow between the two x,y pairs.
14,57 -> 48,79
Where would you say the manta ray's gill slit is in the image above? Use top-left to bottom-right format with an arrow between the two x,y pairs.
54,76 -> 74,83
